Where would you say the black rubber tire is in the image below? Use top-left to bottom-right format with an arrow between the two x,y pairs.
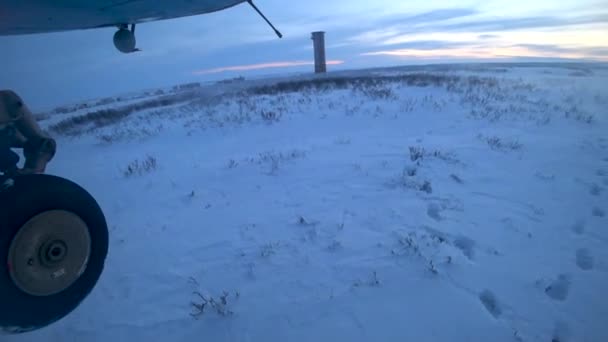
0,174 -> 109,334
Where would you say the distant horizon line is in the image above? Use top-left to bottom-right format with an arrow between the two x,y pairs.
36,59 -> 606,112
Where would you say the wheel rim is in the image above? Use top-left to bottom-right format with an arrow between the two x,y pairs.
7,210 -> 91,296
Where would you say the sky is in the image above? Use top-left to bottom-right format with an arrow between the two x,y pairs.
1,0 -> 607,110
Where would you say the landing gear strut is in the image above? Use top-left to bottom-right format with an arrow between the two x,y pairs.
110,1 -> 284,54
113,24 -> 140,53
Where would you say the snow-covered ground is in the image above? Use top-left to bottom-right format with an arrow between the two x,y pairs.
7,63 -> 608,342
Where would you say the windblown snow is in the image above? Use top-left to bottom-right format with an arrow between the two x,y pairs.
6,63 -> 608,342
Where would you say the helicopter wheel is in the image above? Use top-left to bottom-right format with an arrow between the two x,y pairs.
0,174 -> 108,334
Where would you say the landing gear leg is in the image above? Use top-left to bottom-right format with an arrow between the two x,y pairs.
0,91 -> 109,334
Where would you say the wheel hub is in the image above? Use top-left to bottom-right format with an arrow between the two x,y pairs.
41,240 -> 68,265
7,210 -> 91,296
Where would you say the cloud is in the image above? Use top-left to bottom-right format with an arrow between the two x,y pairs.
361,43 -> 608,61
192,59 -> 345,74
379,40 -> 473,50
583,46 -> 608,55
478,34 -> 499,39
516,43 -> 608,58
343,8 -> 478,45
440,13 -> 608,32
361,47 -> 490,59
339,10 -> 608,52
347,28 -> 403,45
381,8 -> 478,27
517,43 -> 579,54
